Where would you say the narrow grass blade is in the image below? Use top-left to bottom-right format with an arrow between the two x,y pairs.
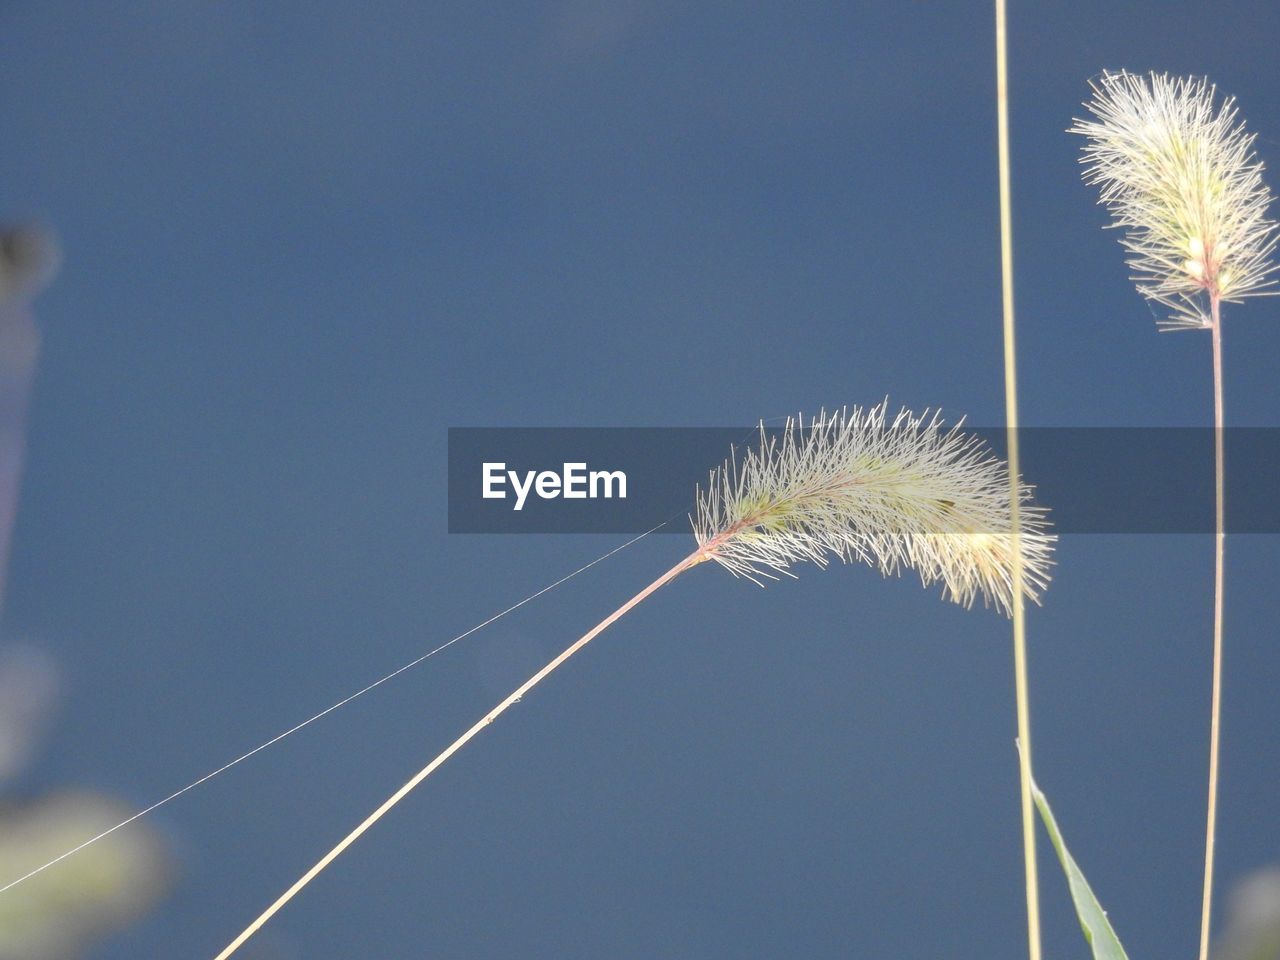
1030,775 -> 1130,960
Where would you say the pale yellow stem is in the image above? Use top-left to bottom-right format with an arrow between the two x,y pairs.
1198,295 -> 1225,960
994,2 -> 1041,959
212,551 -> 703,960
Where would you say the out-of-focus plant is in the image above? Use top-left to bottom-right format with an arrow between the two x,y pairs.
0,225 -> 170,958
0,223 -> 60,617
0,787 -> 170,960
1214,867 -> 1280,960
0,647 -> 171,960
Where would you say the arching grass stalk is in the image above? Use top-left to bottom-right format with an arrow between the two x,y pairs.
1072,72 -> 1278,960
993,2 -> 1040,956
213,402 -> 1054,959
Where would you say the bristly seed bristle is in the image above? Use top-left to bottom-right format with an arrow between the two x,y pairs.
1070,71 -> 1278,330
692,403 -> 1054,616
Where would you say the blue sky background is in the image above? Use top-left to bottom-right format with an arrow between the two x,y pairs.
2,2 -> 1279,957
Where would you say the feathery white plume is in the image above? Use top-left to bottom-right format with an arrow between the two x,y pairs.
1071,71 -> 1278,330
692,403 -> 1053,615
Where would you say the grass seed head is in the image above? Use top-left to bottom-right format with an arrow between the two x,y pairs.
1071,71 -> 1278,330
692,403 -> 1054,616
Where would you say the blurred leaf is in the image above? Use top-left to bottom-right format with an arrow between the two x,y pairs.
0,792 -> 169,960
1214,867 -> 1280,960
1031,776 -> 1130,960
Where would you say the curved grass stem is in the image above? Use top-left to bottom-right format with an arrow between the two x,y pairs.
212,550 -> 703,960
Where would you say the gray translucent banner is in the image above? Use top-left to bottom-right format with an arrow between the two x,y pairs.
447,427 -> 1279,534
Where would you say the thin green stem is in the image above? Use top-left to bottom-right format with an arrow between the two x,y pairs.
1198,294 -> 1225,960
212,550 -> 704,960
994,2 -> 1041,959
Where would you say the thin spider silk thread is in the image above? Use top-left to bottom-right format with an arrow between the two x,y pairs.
0,523 -> 665,895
